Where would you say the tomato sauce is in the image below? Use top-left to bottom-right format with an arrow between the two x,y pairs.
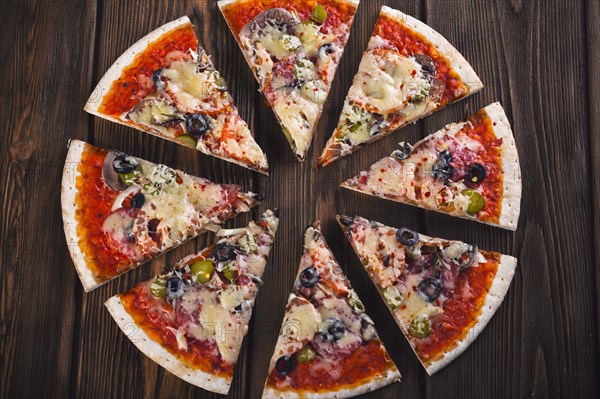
415,251 -> 501,363
120,285 -> 234,377
220,0 -> 357,38
266,340 -> 395,392
74,146 -> 137,280
374,15 -> 468,106
98,24 -> 198,117
460,109 -> 503,223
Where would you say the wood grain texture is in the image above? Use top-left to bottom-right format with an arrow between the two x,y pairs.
420,1 -> 598,398
0,0 -> 98,397
0,0 -> 598,398
588,0 -> 600,367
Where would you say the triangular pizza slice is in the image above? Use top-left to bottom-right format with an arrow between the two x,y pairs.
105,210 -> 279,394
85,16 -> 269,174
342,103 -> 522,230
337,215 -> 517,374
219,0 -> 359,160
61,139 -> 259,291
263,222 -> 400,398
319,6 -> 483,166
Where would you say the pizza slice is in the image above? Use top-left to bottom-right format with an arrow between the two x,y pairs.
85,16 -> 269,174
337,215 -> 517,374
263,222 -> 400,398
319,6 -> 484,166
61,139 -> 259,291
219,0 -> 359,160
105,210 -> 279,394
342,103 -> 522,230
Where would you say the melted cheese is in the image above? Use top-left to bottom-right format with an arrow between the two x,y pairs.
162,60 -> 229,114
273,95 -> 319,156
253,25 -> 295,59
127,97 -> 178,134
199,302 -> 244,364
347,49 -> 428,114
198,113 -> 266,167
394,273 -> 443,325
104,157 -> 235,254
351,121 -> 490,217
220,286 -> 246,310
349,223 -> 406,289
269,296 -> 321,370
284,297 -> 321,342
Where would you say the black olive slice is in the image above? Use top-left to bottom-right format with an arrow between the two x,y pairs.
414,53 -> 436,76
275,355 -> 296,376
432,162 -> 455,181
432,150 -> 455,181
130,193 -> 145,209
185,114 -> 211,138
112,155 -> 138,174
439,150 -> 452,164
211,242 -> 237,262
396,227 -> 420,246
299,267 -> 320,288
152,69 -> 165,90
338,215 -> 353,228
321,318 -> 346,342
392,142 -> 413,160
417,278 -> 442,302
166,277 -> 184,300
465,163 -> 487,185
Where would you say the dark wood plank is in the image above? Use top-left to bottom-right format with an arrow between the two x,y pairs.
2,0 -> 598,398
421,0 -> 598,398
71,1 -> 254,398
588,0 -> 600,369
0,0 -> 98,397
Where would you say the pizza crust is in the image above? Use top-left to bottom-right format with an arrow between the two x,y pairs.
61,139 -> 106,292
105,296 -> 232,395
336,217 -> 517,375
85,16 -> 191,115
318,6 -> 483,166
83,17 -> 201,166
424,254 -> 517,375
380,6 -> 483,92
485,102 -> 522,231
262,219 -> 400,398
85,16 -> 269,174
219,0 -> 360,161
261,367 -> 400,399
341,103 -> 522,231
217,0 -> 261,88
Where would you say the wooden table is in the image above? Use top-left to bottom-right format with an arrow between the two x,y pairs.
2,0 -> 599,397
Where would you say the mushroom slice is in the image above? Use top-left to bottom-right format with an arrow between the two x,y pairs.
102,151 -> 128,191
239,8 -> 299,39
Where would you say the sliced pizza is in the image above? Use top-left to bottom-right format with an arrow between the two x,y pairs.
85,16 -> 269,174
105,210 -> 279,394
341,103 -> 521,230
219,0 -> 359,160
263,222 -> 400,398
319,6 -> 484,166
337,215 -> 517,375
61,139 -> 259,291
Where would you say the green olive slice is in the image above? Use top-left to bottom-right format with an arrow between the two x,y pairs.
191,259 -> 214,284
